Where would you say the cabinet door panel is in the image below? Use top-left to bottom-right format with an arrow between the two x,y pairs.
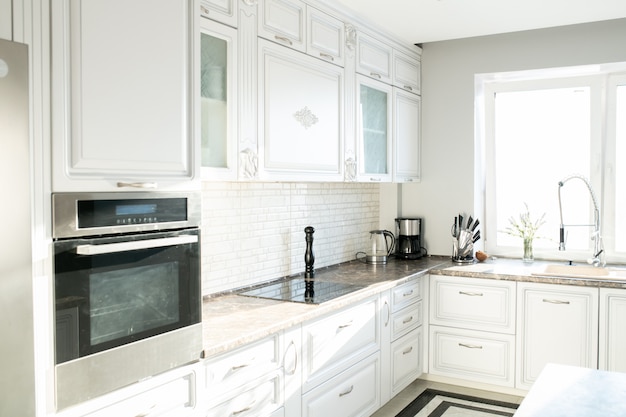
200,0 -> 238,27
393,51 -> 420,94
307,6 -> 344,66
51,0 -> 194,191
259,39 -> 343,180
600,288 -> 626,372
393,89 -> 420,182
356,33 -> 391,84
259,0 -> 306,52
516,283 -> 598,389
391,328 -> 422,395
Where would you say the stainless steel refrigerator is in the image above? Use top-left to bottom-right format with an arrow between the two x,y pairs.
0,38 -> 36,416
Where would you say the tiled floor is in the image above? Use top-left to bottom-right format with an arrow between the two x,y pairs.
370,379 -> 525,417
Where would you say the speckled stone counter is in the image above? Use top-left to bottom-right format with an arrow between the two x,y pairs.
514,363 -> 626,416
201,256 -> 626,360
201,256 -> 447,358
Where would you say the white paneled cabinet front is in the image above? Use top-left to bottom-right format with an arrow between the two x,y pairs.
200,0 -> 238,28
258,0 -> 306,52
600,288 -> 626,372
258,38 -> 344,181
51,0 -> 195,192
393,88 -> 420,182
356,32 -> 392,84
516,282 -> 598,390
306,6 -> 345,66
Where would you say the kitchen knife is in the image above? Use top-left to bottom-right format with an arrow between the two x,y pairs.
472,230 -> 481,243
471,219 -> 480,232
458,214 -> 464,231
466,216 -> 473,231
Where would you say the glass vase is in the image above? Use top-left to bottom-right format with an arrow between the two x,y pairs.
523,237 -> 534,262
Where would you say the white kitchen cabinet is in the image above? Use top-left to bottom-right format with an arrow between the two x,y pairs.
429,326 -> 515,387
306,6 -> 345,67
258,38 -> 344,181
428,275 -> 516,387
516,282 -> 598,390
393,88 -> 420,183
392,50 -> 420,95
301,352 -> 380,417
380,279 -> 424,404
51,0 -> 196,192
202,372 -> 282,417
199,17 -> 238,180
356,74 -> 393,182
356,31 -> 392,84
258,0 -> 306,52
599,288 -> 626,372
0,0 -> 10,40
200,0 -> 238,28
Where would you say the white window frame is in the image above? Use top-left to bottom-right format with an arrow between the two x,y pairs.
476,62 -> 626,264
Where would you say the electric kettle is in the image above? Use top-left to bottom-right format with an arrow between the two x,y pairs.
366,230 -> 395,264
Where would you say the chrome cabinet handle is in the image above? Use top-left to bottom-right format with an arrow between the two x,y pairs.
459,291 -> 484,297
402,346 -> 413,355
459,343 -> 483,349
232,401 -> 255,415
338,320 -> 354,330
402,316 -> 414,324
384,301 -> 390,327
285,340 -> 298,376
116,181 -> 157,189
75,235 -> 198,255
231,357 -> 255,370
369,177 -> 382,182
370,72 -> 382,79
404,85 -> 413,91
319,52 -> 334,61
543,298 -> 570,304
274,35 -> 293,45
403,289 -> 414,297
339,385 -> 354,397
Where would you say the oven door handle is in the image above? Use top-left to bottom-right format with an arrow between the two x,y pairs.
75,235 -> 198,255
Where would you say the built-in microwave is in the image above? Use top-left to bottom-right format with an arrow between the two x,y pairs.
52,192 -> 203,410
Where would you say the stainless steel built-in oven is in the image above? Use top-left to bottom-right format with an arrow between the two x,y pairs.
52,192 -> 203,410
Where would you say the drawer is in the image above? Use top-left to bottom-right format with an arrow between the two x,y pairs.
302,353 -> 380,417
85,371 -> 195,417
391,300 -> 422,340
204,372 -> 282,417
429,326 -> 515,387
302,296 -> 379,391
204,335 -> 279,394
391,328 -> 423,396
391,279 -> 422,312
430,275 -> 516,334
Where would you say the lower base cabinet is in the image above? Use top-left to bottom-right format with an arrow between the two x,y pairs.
202,372 -> 282,417
301,353 -> 380,417
390,327 -> 423,395
600,288 -> 626,372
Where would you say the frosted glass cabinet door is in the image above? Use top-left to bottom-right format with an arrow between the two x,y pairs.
200,18 -> 238,180
356,75 -> 392,182
50,0 -> 194,191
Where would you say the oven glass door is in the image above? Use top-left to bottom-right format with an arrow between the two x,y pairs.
54,228 -> 200,364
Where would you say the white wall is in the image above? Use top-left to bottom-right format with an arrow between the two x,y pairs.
403,18 -> 626,257
201,182 -> 380,295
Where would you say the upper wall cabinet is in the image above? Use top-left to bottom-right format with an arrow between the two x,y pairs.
393,89 -> 420,182
200,0 -> 238,28
51,0 -> 196,192
258,39 -> 344,181
199,18 -> 238,180
306,6 -> 345,67
258,0 -> 306,53
393,50 -> 420,95
356,32 -> 392,84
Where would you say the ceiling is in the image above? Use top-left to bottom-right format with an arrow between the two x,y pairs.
330,0 -> 626,45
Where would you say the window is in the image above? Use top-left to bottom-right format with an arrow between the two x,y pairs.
478,64 -> 626,264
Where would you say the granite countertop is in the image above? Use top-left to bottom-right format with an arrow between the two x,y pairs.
201,256 -> 447,358
201,256 -> 626,360
514,363 -> 626,416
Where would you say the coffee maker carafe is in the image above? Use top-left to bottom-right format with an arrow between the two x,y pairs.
395,218 -> 425,259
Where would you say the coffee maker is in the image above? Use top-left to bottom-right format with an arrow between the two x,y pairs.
395,218 -> 425,259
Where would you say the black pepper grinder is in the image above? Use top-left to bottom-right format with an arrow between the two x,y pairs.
304,226 -> 315,301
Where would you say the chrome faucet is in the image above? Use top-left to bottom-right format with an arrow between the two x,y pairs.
558,175 -> 604,266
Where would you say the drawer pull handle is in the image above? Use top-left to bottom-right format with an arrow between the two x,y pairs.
459,291 -> 484,297
275,35 -> 293,46
370,72 -> 382,79
339,385 -> 354,397
542,298 -> 570,305
402,316 -> 414,324
403,289 -> 414,297
369,177 -> 382,182
285,340 -> 298,376
404,85 -> 413,91
200,5 -> 209,15
117,181 -> 157,189
232,401 -> 255,415
338,320 -> 354,330
403,346 -> 413,355
231,358 -> 254,371
320,52 -> 335,61
384,301 -> 390,327
459,343 -> 483,349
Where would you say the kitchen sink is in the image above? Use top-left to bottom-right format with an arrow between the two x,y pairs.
532,264 -> 626,280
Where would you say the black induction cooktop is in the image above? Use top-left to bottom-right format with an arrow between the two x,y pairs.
238,279 -> 365,304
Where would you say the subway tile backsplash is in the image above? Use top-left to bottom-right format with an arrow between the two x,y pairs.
201,182 -> 380,295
